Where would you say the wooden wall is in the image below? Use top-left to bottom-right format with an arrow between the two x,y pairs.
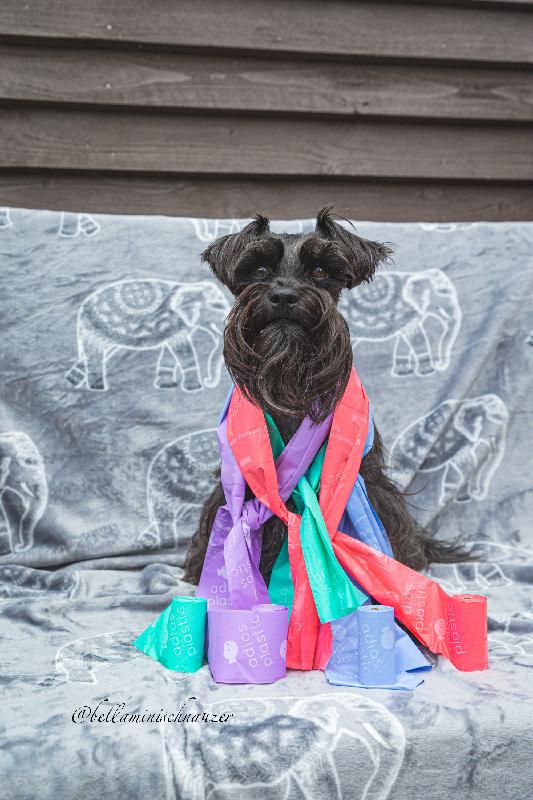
0,0 -> 532,220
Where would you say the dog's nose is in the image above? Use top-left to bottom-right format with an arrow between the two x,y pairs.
269,287 -> 299,312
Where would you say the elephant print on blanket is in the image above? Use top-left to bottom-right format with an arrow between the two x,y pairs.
0,207 -> 13,229
0,208 -> 98,236
160,694 -> 406,800
189,217 -> 306,242
0,433 -> 48,554
55,630 -> 142,685
138,429 -> 219,550
1,212 -> 533,800
390,394 -> 508,505
189,218 -> 244,242
339,269 -> 461,378
58,211 -> 100,238
65,280 -> 230,394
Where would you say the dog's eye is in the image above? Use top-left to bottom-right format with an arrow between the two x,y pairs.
310,266 -> 327,280
254,266 -> 270,278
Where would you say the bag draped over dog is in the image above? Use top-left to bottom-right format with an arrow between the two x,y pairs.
197,366 -> 488,678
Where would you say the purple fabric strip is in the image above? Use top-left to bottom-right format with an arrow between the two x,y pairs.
196,389 -> 333,610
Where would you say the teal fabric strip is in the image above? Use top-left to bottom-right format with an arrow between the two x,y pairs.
265,414 -> 367,623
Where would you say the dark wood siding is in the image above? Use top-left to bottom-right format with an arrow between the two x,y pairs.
0,0 -> 532,220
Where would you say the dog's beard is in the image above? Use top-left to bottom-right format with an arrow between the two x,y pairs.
224,284 -> 353,423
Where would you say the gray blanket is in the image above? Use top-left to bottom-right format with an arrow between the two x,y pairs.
1,207 -> 532,799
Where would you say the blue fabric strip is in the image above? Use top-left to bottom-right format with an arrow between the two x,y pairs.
325,407 -> 431,689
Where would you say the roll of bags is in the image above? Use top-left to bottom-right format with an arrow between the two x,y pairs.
207,604 -> 289,684
326,604 -> 427,689
132,596 -> 207,672
357,605 -> 397,686
132,594 -> 289,682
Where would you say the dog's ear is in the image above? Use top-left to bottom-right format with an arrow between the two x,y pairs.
202,214 -> 270,292
315,206 -> 392,289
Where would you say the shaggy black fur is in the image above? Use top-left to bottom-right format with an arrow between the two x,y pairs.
184,207 -> 469,585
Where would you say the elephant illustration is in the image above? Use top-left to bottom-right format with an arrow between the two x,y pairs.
489,611 -> 533,668
427,560 -> 513,596
489,631 -> 533,666
55,630 -> 142,684
0,432 -> 48,553
0,207 -> 13,229
189,217 -> 244,242
339,269 -> 461,377
428,539 -> 533,595
189,217 -> 306,242
138,428 -> 219,551
0,565 -> 81,598
160,693 -> 406,800
419,222 -> 477,233
0,209 -> 98,236
58,211 -> 100,237
65,279 -> 230,393
390,394 -> 508,506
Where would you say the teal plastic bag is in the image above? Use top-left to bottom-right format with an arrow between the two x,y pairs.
266,415 -> 366,623
132,596 -> 207,672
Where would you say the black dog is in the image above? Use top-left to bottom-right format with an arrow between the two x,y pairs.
184,207 -> 466,585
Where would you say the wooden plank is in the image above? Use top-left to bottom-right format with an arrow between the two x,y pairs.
1,108 -> 531,180
1,1 -> 532,65
409,0 -> 533,6
0,173 -> 531,221
1,45 -> 532,122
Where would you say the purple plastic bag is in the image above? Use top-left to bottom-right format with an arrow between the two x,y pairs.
197,412 -> 332,610
207,604 -> 289,684
196,403 -> 330,684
